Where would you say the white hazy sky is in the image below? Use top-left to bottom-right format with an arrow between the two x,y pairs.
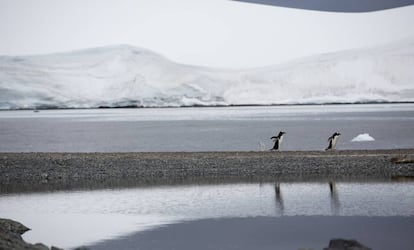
1,0 -> 414,68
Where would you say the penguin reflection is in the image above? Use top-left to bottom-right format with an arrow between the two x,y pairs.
274,182 -> 284,215
329,182 -> 340,215
273,182 -> 340,215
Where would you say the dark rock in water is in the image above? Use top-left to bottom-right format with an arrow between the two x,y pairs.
324,239 -> 371,250
0,218 -> 61,250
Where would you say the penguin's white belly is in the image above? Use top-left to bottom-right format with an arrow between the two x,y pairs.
331,136 -> 338,149
279,136 -> 284,144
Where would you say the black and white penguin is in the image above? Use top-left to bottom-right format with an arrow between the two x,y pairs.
326,132 -> 341,151
270,131 -> 286,151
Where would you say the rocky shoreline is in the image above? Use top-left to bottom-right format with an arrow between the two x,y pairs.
1,149 -> 413,193
0,218 -> 62,250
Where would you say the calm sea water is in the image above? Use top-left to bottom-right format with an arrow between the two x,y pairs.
0,104 -> 413,152
0,182 -> 413,249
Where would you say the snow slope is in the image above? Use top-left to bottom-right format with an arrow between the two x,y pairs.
0,38 -> 413,109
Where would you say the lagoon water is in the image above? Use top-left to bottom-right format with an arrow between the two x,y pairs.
0,104 -> 413,152
0,181 -> 413,249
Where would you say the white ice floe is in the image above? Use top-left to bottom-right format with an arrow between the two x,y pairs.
351,133 -> 375,142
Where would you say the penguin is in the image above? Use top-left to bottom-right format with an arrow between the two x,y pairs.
326,132 -> 341,151
270,131 -> 286,151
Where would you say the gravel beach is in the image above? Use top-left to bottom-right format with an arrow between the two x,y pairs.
1,149 -> 413,193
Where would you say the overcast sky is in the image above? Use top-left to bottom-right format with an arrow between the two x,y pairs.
1,0 -> 414,68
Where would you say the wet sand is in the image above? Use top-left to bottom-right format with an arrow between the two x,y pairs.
1,149 -> 413,193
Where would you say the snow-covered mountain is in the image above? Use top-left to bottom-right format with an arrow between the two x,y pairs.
0,38 -> 413,109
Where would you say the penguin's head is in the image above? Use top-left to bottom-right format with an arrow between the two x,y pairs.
335,132 -> 341,137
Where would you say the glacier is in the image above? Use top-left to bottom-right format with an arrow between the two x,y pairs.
0,38 -> 414,109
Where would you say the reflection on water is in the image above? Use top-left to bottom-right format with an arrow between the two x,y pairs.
329,182 -> 340,215
0,181 -> 413,248
274,182 -> 342,216
274,182 -> 284,215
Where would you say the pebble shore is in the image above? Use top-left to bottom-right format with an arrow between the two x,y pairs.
0,218 -> 62,250
1,149 -> 413,193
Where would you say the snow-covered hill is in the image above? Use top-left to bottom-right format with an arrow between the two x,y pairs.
0,38 -> 413,109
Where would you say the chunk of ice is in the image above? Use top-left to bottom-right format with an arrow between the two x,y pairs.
351,133 -> 375,142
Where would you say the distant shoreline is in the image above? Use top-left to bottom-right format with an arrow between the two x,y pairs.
1,101 -> 413,111
1,149 -> 413,193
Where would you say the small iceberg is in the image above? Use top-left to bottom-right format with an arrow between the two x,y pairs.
351,133 -> 375,142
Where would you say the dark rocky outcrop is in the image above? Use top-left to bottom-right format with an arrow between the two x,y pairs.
0,218 -> 62,250
324,239 -> 371,250
0,219 -> 30,235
